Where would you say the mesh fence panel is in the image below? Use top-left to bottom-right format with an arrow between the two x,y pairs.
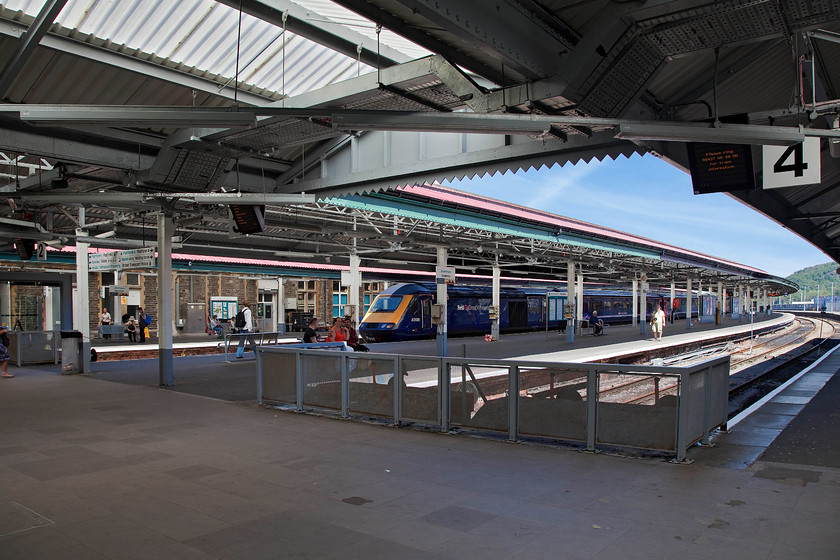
260,352 -> 297,404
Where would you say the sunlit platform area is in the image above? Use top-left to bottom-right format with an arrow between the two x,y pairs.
1,344 -> 837,559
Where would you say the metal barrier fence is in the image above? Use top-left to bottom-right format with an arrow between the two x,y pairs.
256,346 -> 730,461
223,331 -> 299,362
6,330 -> 60,367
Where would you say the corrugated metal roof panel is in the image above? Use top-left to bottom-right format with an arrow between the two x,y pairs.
0,0 -> 394,98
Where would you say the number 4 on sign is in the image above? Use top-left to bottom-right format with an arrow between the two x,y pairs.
762,137 -> 821,189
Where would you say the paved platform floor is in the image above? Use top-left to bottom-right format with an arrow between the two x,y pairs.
1,313 -> 837,559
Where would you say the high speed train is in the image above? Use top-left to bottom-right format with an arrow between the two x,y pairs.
359,282 -> 702,342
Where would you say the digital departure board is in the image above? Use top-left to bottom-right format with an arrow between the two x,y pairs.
230,204 -> 265,235
686,142 -> 756,194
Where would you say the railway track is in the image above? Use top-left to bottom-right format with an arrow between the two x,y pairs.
608,315 -> 837,406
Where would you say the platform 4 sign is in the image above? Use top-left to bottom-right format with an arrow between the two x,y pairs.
762,138 -> 821,189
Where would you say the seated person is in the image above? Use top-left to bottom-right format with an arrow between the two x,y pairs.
302,317 -> 321,344
326,317 -> 348,342
591,310 -> 604,336
124,316 -> 138,342
343,317 -> 369,352
209,315 -> 224,338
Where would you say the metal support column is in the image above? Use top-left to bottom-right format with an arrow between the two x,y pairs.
670,280 -> 676,324
435,247 -> 448,357
566,261 -> 575,343
576,272 -> 583,334
632,279 -> 638,327
717,281 -> 723,324
74,208 -> 91,373
639,275 -> 647,335
158,213 -> 174,387
348,254 -> 361,321
277,278 -> 285,332
685,278 -> 693,329
491,264 -> 500,341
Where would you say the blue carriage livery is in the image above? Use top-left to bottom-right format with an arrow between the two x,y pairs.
359,283 -> 701,342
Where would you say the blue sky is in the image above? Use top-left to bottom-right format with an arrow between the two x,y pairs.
444,153 -> 829,278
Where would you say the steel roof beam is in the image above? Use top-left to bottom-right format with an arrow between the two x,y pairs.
0,0 -> 67,100
0,127 -> 156,170
0,19 -> 270,107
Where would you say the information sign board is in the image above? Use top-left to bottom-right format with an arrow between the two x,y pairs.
762,137 -> 821,189
687,142 -> 756,194
547,294 -> 566,322
210,297 -> 238,321
88,247 -> 156,271
436,266 -> 456,285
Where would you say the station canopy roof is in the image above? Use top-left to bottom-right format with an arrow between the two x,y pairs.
3,0 -> 834,295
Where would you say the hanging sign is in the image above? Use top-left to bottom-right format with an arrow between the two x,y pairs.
436,266 -> 456,285
88,247 -> 156,271
762,137 -> 821,189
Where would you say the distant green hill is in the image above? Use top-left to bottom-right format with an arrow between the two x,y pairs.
786,262 -> 840,300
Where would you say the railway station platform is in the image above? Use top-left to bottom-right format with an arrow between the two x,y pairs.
1,312 -> 837,558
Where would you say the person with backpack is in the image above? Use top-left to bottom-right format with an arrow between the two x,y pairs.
137,307 -> 149,343
234,302 -> 255,359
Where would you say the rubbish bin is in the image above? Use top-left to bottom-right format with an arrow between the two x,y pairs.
60,330 -> 83,374
278,323 -> 287,334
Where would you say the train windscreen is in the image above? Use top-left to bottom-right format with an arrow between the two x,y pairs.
368,296 -> 404,313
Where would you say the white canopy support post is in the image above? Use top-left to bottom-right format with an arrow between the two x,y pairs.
639,274 -> 647,335
277,278 -> 285,332
491,263 -> 500,341
74,208 -> 90,372
685,278 -> 693,329
158,213 -> 174,387
576,271 -> 583,334
436,247 -> 448,357
670,280 -> 676,324
632,278 -> 638,327
566,261 -> 575,343
348,254 -> 361,323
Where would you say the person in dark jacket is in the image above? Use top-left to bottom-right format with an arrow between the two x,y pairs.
302,317 -> 320,343
137,307 -> 148,343
344,317 -> 369,352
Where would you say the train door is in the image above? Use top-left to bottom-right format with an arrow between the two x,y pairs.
420,297 -> 432,333
508,299 -> 528,329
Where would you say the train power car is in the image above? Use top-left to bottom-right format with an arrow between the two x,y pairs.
359,283 -> 700,342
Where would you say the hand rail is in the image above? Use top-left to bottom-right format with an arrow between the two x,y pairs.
222,330 -> 304,362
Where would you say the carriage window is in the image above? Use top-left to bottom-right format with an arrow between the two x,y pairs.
369,296 -> 404,313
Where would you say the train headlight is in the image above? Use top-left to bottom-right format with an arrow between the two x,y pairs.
383,323 -> 396,329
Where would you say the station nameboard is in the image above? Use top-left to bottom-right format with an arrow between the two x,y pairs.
89,247 -> 156,271
687,142 -> 756,194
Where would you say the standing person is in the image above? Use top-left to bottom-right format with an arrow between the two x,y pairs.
137,307 -> 147,343
0,323 -> 12,378
650,304 -> 666,341
100,307 -> 112,339
302,317 -> 320,343
235,302 -> 256,359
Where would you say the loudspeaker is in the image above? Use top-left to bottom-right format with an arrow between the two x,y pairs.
14,239 -> 34,260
